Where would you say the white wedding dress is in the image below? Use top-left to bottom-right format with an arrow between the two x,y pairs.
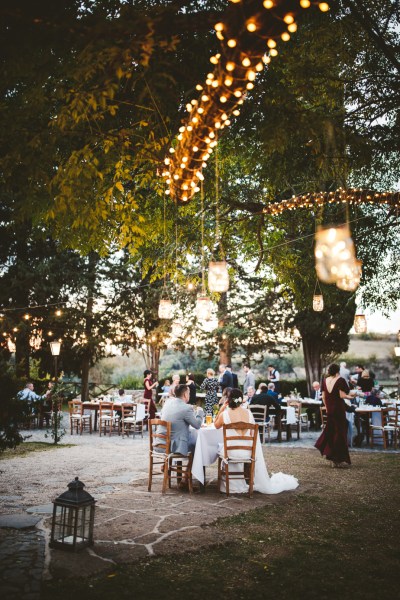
219,410 -> 299,494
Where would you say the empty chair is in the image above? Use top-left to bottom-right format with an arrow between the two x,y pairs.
249,404 -> 272,443
68,400 -> 92,435
281,401 -> 301,440
148,419 -> 193,494
98,401 -> 120,437
217,422 -> 258,498
120,403 -> 144,438
320,406 -> 327,428
370,408 -> 397,449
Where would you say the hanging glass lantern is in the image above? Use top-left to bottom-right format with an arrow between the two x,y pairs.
196,296 -> 212,321
354,314 -> 367,334
158,299 -> 174,319
336,259 -> 362,292
171,320 -> 184,338
312,294 -> 324,312
208,261 -> 229,292
315,225 -> 356,283
394,330 -> 400,357
50,477 -> 95,552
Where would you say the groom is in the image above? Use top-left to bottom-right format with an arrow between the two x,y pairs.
160,384 -> 204,454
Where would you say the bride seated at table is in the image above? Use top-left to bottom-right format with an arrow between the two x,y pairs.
214,389 -> 299,495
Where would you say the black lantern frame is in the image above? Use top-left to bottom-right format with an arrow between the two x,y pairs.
50,477 -> 95,552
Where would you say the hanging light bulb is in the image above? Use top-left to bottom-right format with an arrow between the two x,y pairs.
158,299 -> 174,319
354,314 -> 367,333
312,295 -> 324,312
196,296 -> 212,321
208,261 -> 229,292
336,259 -> 362,292
315,225 -> 356,283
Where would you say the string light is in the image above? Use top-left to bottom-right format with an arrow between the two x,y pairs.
164,0 -> 330,204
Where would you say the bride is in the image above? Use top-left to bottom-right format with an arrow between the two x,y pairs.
214,388 -> 298,494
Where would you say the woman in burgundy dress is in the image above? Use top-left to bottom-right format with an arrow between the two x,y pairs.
143,369 -> 158,420
315,363 -> 352,467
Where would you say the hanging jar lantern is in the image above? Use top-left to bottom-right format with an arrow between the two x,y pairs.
354,313 -> 367,333
50,477 -> 95,552
196,296 -> 212,321
336,259 -> 362,292
312,295 -> 324,312
158,299 -> 174,319
171,320 -> 184,338
208,261 -> 229,292
394,330 -> 400,357
315,225 -> 356,283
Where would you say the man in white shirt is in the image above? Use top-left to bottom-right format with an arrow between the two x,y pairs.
17,383 -> 42,403
308,381 -> 322,429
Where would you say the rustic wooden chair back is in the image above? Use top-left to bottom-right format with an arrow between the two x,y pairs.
218,422 -> 258,498
148,419 -> 171,493
249,404 -> 271,443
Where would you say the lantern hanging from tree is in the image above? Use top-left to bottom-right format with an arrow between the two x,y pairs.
196,296 -> 213,321
158,299 -> 174,319
354,313 -> 367,334
314,225 -> 355,283
336,259 -> 362,292
312,295 -> 324,312
208,261 -> 229,292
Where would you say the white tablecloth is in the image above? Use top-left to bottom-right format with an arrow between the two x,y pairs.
191,426 -> 223,484
282,406 -> 297,425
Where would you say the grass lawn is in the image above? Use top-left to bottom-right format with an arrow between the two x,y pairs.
0,441 -> 75,460
42,450 -> 400,600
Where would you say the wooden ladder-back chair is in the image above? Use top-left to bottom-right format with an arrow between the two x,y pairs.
249,405 -> 272,443
320,406 -> 328,429
217,422 -> 258,498
281,401 -> 301,440
386,404 -> 400,449
121,403 -> 144,438
98,401 -> 119,436
68,400 -> 92,435
148,419 -> 194,494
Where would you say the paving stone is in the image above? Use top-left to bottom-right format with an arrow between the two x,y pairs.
0,514 -> 41,529
26,504 -> 54,514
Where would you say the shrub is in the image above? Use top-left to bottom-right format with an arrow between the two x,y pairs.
117,375 -> 143,390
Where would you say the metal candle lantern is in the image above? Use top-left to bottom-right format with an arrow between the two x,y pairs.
208,261 -> 229,292
50,477 -> 95,551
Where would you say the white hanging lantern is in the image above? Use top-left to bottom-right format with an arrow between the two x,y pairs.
394,346 -> 400,357
158,299 -> 174,319
196,296 -> 212,321
336,259 -> 362,292
171,320 -> 184,338
315,225 -> 356,283
208,261 -> 229,292
312,294 -> 324,312
354,314 -> 367,333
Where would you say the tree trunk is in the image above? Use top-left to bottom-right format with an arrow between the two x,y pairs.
150,346 -> 160,380
218,292 -> 232,364
80,252 -> 97,401
14,228 -> 31,378
301,334 -> 322,395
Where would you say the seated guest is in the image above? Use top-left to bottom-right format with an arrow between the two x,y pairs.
118,388 -> 132,402
250,383 -> 282,440
161,379 -> 171,395
307,381 -> 322,429
169,373 -> 181,397
266,382 -> 280,403
17,382 -> 43,404
245,385 -> 256,405
358,369 -> 374,394
368,387 -> 383,407
160,384 -> 204,455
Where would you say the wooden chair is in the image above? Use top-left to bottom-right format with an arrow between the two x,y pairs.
217,422 -> 258,498
68,400 -> 92,435
120,403 -> 144,438
281,401 -> 301,440
370,408 -> 397,449
98,401 -> 120,436
386,405 -> 400,449
320,406 -> 328,428
249,404 -> 272,443
148,419 -> 194,494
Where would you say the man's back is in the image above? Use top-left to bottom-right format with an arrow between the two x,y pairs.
161,397 -> 202,455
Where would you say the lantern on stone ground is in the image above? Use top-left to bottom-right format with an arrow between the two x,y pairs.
354,314 -> 367,334
50,477 -> 95,551
158,299 -> 174,319
315,225 -> 355,283
208,261 -> 229,292
196,296 -> 212,321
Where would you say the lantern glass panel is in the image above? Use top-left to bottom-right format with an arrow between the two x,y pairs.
208,261 -> 229,292
315,225 -> 355,283
336,259 -> 362,291
354,314 -> 367,333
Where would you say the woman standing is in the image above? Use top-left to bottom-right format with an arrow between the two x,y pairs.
315,363 -> 353,468
200,368 -> 219,415
143,369 -> 158,420
186,373 -> 197,405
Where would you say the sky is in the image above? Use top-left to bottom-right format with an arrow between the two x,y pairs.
362,307 -> 400,334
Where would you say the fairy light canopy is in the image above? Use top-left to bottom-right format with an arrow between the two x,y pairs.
162,0 -> 330,204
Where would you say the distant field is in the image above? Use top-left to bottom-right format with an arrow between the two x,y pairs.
344,338 -> 394,360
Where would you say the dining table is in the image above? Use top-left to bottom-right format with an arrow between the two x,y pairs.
82,400 -> 146,432
191,424 -> 223,488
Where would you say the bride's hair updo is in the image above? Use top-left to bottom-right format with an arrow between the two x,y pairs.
327,363 -> 340,377
228,388 -> 244,409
